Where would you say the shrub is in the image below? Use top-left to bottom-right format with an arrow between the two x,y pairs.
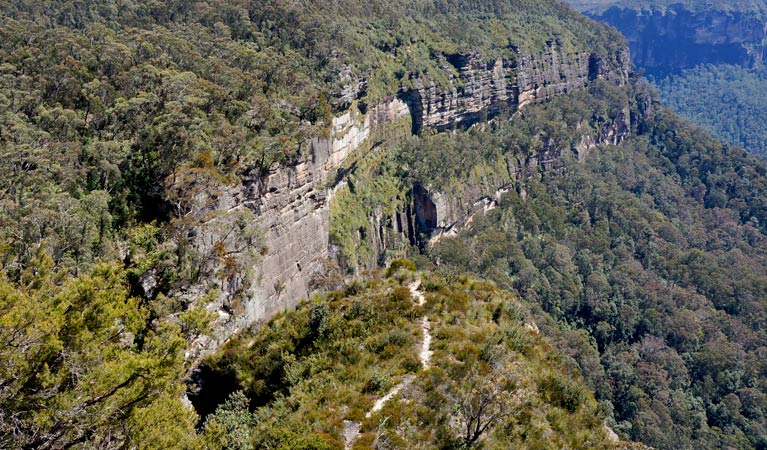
386,258 -> 416,277
539,374 -> 586,413
363,370 -> 391,394
309,302 -> 330,340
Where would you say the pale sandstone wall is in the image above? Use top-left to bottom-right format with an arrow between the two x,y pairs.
201,45 -> 633,340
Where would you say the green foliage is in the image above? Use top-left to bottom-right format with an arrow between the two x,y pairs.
309,301 -> 330,340
570,0 -> 767,15
395,81 -> 642,193
0,0 -> 627,281
425,87 -> 767,449
539,374 -> 588,413
386,258 -> 417,276
197,273 -> 420,447
202,391 -> 256,450
4,1 -> 767,449
270,431 -> 342,450
197,271 -> 618,449
329,145 -> 412,271
179,305 -> 216,341
0,253 -> 200,449
652,64 -> 767,155
363,369 -> 392,394
127,395 -> 202,450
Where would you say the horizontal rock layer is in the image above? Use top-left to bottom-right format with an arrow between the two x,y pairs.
413,107 -> 634,244
586,5 -> 767,71
408,43 -> 629,132
207,44 -> 631,337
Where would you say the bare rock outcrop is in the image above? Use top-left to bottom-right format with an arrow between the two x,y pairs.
579,4 -> 767,71
407,42 -> 630,132
197,44 -> 634,343
211,98 -> 410,332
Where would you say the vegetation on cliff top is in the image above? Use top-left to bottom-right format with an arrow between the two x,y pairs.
0,0 -> 624,286
5,0 -> 767,449
0,254 -> 206,449
417,102 -> 767,448
0,258 -> 632,449
568,0 -> 767,14
196,267 -> 624,450
329,79 -> 767,449
0,0 -> 637,447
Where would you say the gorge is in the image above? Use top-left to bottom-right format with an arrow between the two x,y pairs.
4,1 -> 767,449
204,41 -> 635,341
569,0 -> 767,74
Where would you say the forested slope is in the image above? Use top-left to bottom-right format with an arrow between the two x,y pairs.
564,0 -> 767,154
0,0 -> 635,447
0,0 -> 627,320
197,268 -> 631,449
2,1 -> 767,449
651,64 -> 767,154
417,99 -> 767,448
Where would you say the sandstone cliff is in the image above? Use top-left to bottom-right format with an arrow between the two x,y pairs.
199,43 -> 634,341
410,105 -> 635,247
577,3 -> 767,72
407,42 -> 629,133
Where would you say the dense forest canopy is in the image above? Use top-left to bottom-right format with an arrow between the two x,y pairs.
2,0 -> 767,449
325,74 -> 767,448
568,0 -> 767,14
565,0 -> 767,156
413,96 -> 767,448
651,64 -> 767,155
0,0 -> 624,278
0,0 -> 634,448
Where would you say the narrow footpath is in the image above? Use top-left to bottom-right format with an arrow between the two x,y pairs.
343,277 -> 432,449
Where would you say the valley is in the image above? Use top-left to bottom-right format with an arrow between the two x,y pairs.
1,1 -> 766,449
568,0 -> 767,154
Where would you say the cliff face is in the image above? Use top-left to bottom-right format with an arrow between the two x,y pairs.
204,45 -> 632,339
407,43 -> 629,132
584,5 -> 767,72
411,107 -> 635,245
209,98 -> 409,332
